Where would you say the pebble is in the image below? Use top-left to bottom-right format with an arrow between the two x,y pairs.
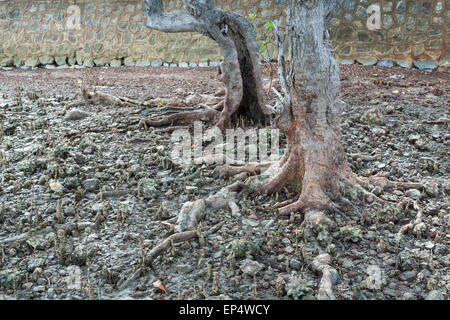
425,290 -> 445,300
82,179 -> 100,192
64,109 -> 90,121
405,189 -> 421,200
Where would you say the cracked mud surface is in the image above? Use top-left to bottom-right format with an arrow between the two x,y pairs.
0,65 -> 448,300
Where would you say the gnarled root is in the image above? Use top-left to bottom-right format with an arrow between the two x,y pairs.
218,162 -> 273,179
311,254 -> 339,300
396,199 -> 424,242
146,231 -> 198,265
69,87 -> 140,108
146,181 -> 245,266
139,108 -> 219,128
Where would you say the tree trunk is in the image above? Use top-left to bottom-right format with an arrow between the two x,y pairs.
260,0 -> 350,222
144,0 -> 269,128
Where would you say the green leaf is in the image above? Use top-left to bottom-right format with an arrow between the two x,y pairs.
265,22 -> 274,29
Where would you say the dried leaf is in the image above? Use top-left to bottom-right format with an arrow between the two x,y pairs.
152,279 -> 167,293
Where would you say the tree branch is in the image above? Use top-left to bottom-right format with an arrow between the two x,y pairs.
273,20 -> 290,107
145,0 -> 204,33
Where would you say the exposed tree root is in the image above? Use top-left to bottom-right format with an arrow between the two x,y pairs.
146,230 -> 199,265
396,199 -> 424,242
143,0 -> 270,129
311,253 -> 339,300
69,87 -> 140,108
355,172 -> 423,192
146,181 -> 244,266
139,108 -> 219,128
217,162 -> 273,179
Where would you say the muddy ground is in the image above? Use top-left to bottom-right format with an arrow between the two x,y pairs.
0,64 -> 448,300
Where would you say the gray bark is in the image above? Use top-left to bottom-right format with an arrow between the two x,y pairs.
144,0 -> 269,127
261,0 -> 348,217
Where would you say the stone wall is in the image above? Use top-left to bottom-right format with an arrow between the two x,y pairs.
0,0 -> 448,71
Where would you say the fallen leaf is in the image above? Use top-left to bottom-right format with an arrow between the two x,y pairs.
153,279 -> 167,293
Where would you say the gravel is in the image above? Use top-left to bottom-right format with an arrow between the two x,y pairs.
0,64 -> 448,300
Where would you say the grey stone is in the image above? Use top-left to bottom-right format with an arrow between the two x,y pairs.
406,189 -> 421,200
240,259 -> 263,276
230,239 -> 261,259
39,55 -> 54,65
425,290 -> 445,300
83,179 -> 100,192
151,59 -> 163,67
124,57 -> 135,66
338,58 -> 355,65
0,57 -> 13,67
377,60 -> 395,68
414,60 -> 438,72
13,56 -> 23,67
110,59 -> 122,67
49,181 -> 64,193
356,57 -> 378,66
0,269 -> 26,289
94,57 -> 107,66
64,109 -> 90,121
136,58 -> 151,67
83,58 -> 94,68
27,258 -> 45,272
55,56 -> 67,66
286,277 -> 313,299
24,57 -> 39,67
68,57 -> 77,66
139,178 -> 157,199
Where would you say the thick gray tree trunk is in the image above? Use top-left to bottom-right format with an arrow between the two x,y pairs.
258,0 -> 352,222
143,0 -> 269,128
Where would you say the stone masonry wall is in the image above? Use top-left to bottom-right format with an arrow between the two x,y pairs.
0,0 -> 448,71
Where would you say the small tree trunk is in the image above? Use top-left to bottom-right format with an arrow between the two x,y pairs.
144,0 -> 269,128
260,0 -> 350,221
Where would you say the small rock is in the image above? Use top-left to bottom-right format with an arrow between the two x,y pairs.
414,60 -> 438,72
242,219 -> 260,227
176,264 -> 193,273
49,181 -> 64,193
32,285 -> 46,293
240,259 -> 263,277
406,189 -> 421,200
360,107 -> 385,125
377,60 -> 394,68
124,57 -> 135,66
286,277 -> 313,299
385,105 -> 395,114
82,179 -> 100,192
230,239 -> 261,259
425,290 -> 444,300
338,59 -> 355,65
396,60 -> 412,69
64,109 -> 89,121
356,57 -> 378,66
110,59 -> 122,67
399,271 -> 417,282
